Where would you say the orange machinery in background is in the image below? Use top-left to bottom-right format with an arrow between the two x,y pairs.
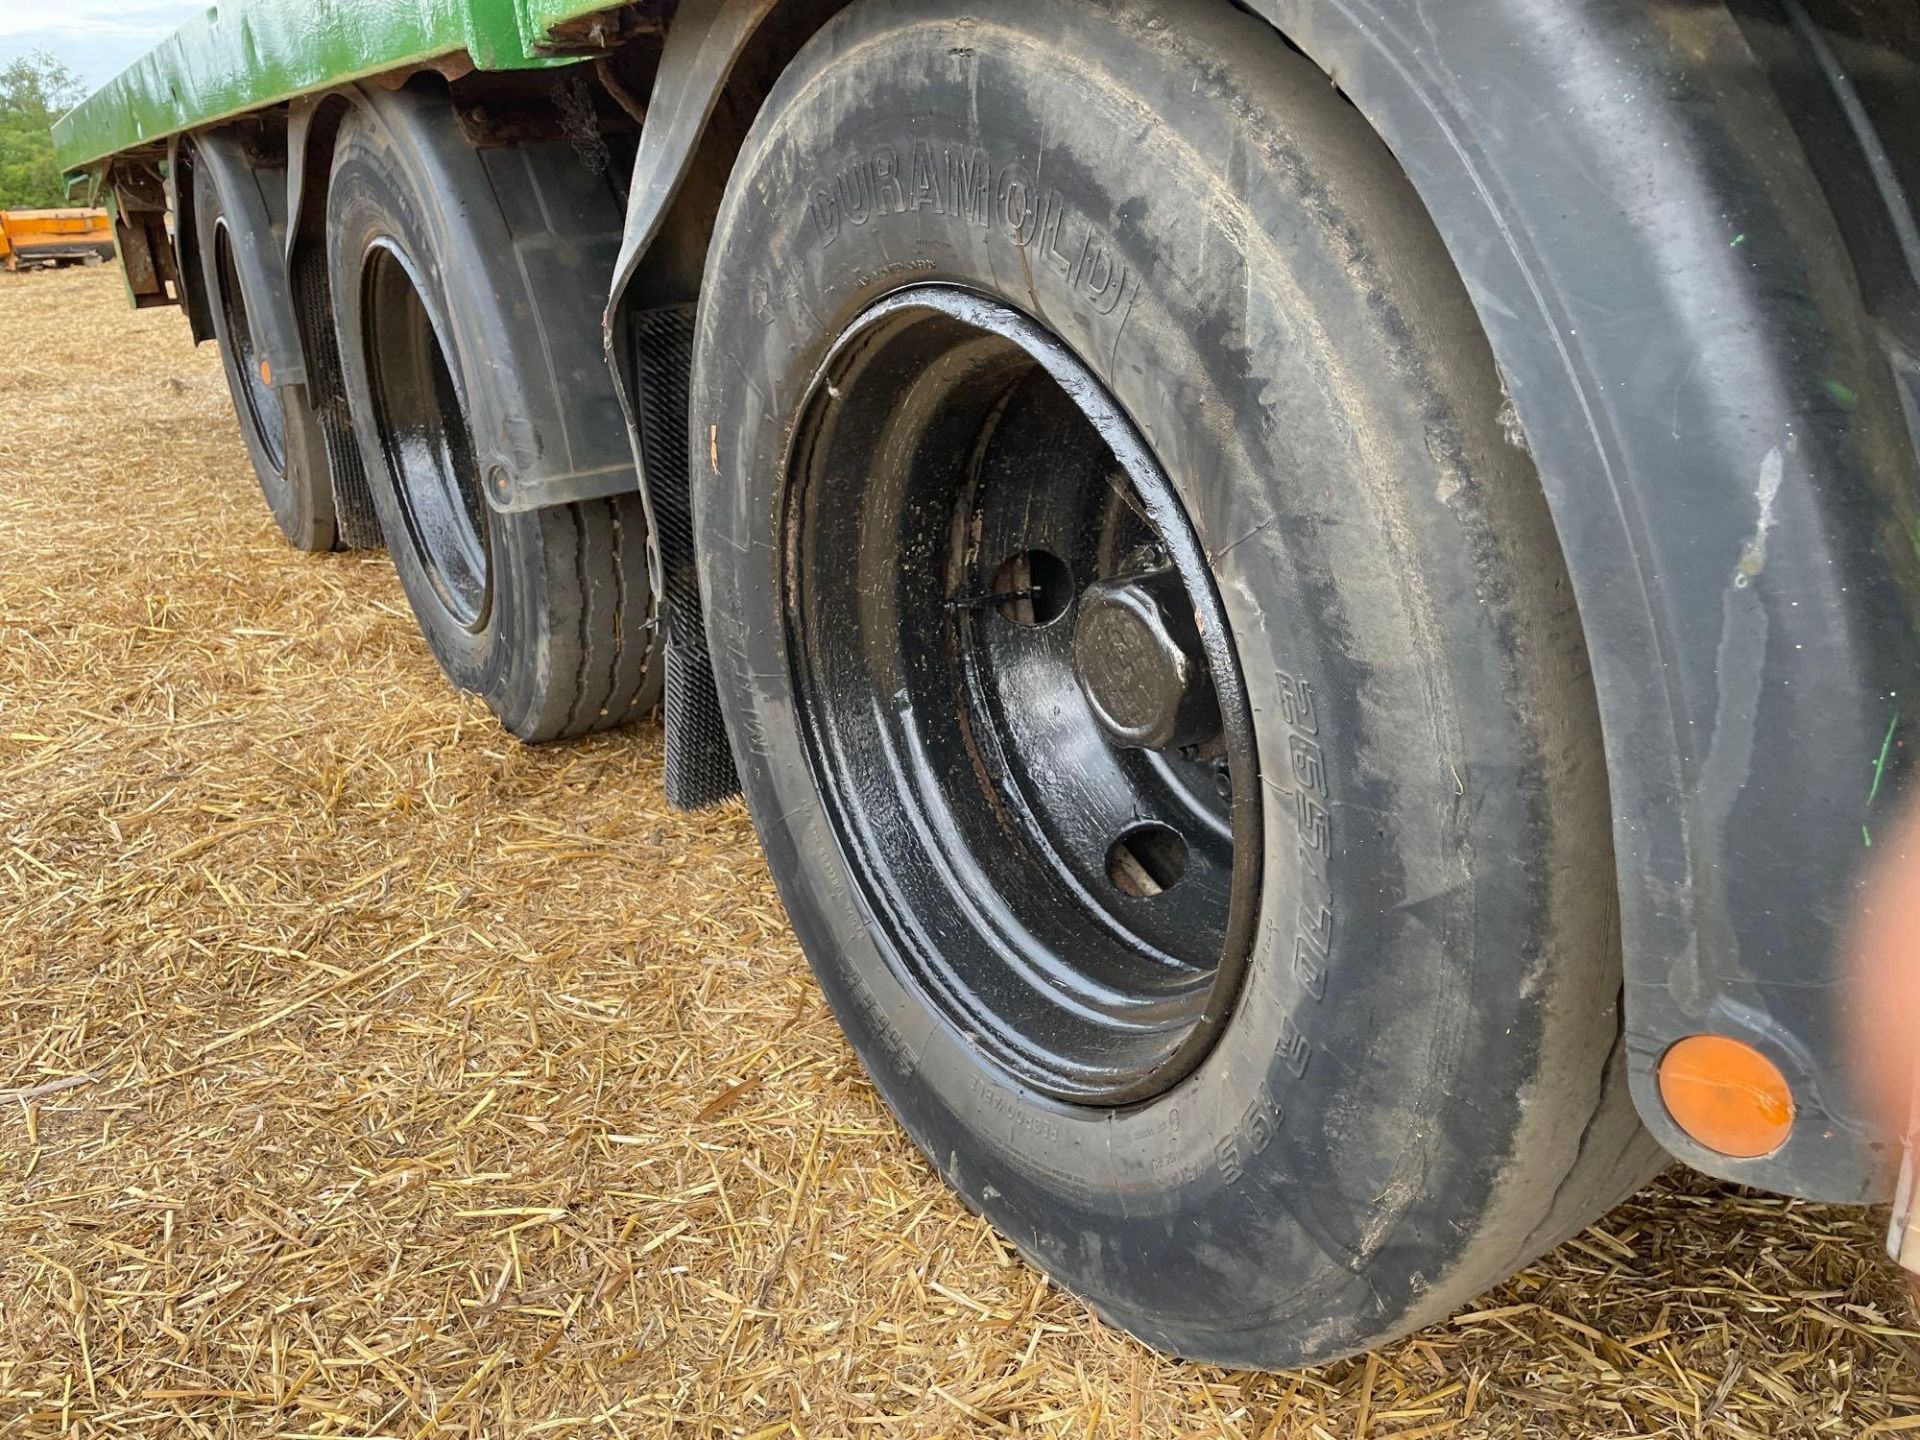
0,208 -> 115,271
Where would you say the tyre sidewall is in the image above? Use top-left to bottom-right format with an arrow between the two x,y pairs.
694,0 -> 1613,1364
327,109 -> 560,732
194,169 -> 334,551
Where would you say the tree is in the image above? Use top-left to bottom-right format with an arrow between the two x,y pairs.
0,51 -> 85,209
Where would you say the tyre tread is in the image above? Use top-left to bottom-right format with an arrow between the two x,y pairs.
522,497 -> 662,743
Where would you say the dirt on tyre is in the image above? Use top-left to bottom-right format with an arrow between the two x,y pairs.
195,169 -> 337,551
326,104 -> 660,741
692,0 -> 1661,1367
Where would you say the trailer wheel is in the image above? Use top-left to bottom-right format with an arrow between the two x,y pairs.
194,174 -> 336,551
327,109 -> 660,741
692,0 -> 1659,1367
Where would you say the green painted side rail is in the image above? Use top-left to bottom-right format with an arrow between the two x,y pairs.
52,0 -> 624,173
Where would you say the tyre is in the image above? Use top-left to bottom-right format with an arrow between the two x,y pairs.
327,105 -> 661,741
195,170 -> 336,551
692,0 -> 1661,1367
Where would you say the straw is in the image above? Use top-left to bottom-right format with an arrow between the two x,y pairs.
2,263 -> 1914,1437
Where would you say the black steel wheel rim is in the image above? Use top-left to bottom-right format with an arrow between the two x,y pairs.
784,287 -> 1262,1105
213,221 -> 286,472
361,241 -> 491,629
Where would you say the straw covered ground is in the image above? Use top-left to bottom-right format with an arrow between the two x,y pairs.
0,264 -> 1915,1438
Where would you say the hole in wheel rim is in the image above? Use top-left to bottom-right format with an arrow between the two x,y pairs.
213,220 -> 286,473
1108,823 -> 1188,897
991,549 -> 1073,626
783,287 -> 1261,1105
361,241 -> 491,630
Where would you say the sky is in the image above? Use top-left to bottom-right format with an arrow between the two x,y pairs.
0,0 -> 207,98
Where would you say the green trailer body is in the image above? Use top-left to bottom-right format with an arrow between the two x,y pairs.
51,0 -> 621,173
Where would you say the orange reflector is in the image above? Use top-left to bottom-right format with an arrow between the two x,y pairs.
259,358 -> 272,385
1658,1034 -> 1794,1158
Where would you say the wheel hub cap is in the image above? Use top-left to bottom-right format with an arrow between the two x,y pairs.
1073,571 -> 1222,753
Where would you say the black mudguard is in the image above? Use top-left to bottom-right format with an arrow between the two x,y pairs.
185,129 -> 308,390
328,83 -> 641,516
1239,0 -> 1920,1203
